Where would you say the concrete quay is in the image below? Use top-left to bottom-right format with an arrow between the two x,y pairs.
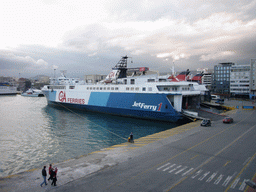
1,99 -> 256,192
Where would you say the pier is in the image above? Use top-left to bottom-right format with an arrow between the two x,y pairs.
1,99 -> 256,192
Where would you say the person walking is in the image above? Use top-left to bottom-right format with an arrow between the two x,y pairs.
51,168 -> 57,186
48,164 -> 52,181
40,166 -> 47,187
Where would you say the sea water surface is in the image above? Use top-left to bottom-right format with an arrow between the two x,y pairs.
0,95 -> 184,177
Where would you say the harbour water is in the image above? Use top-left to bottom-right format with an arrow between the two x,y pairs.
0,95 -> 184,177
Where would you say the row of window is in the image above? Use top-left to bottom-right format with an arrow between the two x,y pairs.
215,74 -> 230,77
53,85 -> 188,92
83,86 -> 182,92
85,86 -> 154,92
215,66 -> 230,70
215,70 -> 230,73
230,85 -> 249,87
214,78 -> 229,81
230,81 -> 249,83
49,86 -> 66,89
230,88 -> 249,91
86,87 -> 119,91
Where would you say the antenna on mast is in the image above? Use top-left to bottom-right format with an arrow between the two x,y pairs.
60,70 -> 67,77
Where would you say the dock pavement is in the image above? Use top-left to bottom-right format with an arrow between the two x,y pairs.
1,99 -> 256,192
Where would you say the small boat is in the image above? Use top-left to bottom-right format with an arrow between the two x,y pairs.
21,88 -> 44,97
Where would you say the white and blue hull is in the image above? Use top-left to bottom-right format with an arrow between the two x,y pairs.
43,89 -> 183,122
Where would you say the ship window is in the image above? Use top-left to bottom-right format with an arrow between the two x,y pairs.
148,87 -> 152,91
147,79 -> 155,82
87,87 -> 89,90
131,87 -> 134,91
100,87 -> 102,90
107,87 -> 110,90
159,79 -> 167,82
124,79 -> 127,84
135,87 -> 139,91
96,87 -> 99,90
90,87 -> 92,90
69,86 -> 75,89
126,87 -> 129,91
131,79 -> 135,84
164,87 -> 169,91
104,87 -> 106,90
93,87 -> 95,90
142,87 -> 146,91
115,87 -> 118,90
111,87 -> 114,90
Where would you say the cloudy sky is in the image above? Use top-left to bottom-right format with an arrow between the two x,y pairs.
1,0 -> 256,78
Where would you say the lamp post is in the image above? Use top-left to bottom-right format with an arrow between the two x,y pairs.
54,69 -> 56,85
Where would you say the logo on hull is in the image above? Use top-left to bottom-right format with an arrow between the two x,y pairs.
58,91 -> 85,104
59,91 -> 66,102
132,101 -> 162,111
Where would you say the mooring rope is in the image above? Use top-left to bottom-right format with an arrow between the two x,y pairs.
54,101 -> 128,141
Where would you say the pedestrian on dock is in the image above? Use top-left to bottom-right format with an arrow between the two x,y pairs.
40,166 -> 47,187
48,164 -> 52,181
51,167 -> 57,186
129,132 -> 134,143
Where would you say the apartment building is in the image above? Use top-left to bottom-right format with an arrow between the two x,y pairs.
230,64 -> 250,97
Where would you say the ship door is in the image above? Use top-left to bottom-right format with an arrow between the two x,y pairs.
167,95 -> 182,112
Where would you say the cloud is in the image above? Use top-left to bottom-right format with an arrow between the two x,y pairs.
61,10 -> 256,65
200,51 -> 235,61
0,50 -> 49,77
1,0 -> 256,77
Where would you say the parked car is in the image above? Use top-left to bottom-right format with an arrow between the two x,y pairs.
223,117 -> 234,123
201,119 -> 211,127
215,99 -> 224,104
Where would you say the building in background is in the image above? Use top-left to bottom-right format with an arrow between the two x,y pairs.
250,59 -> 256,99
201,73 -> 212,90
230,64 -> 250,98
212,62 -> 234,96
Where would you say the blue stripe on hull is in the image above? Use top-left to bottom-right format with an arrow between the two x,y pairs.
88,92 -> 110,106
47,101 -> 182,122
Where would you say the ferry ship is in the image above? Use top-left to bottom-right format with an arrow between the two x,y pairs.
0,82 -> 17,95
42,56 -> 210,122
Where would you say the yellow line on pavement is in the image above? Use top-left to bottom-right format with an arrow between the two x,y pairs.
190,155 -> 199,160
245,171 -> 256,192
223,160 -> 231,167
225,152 -> 256,192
